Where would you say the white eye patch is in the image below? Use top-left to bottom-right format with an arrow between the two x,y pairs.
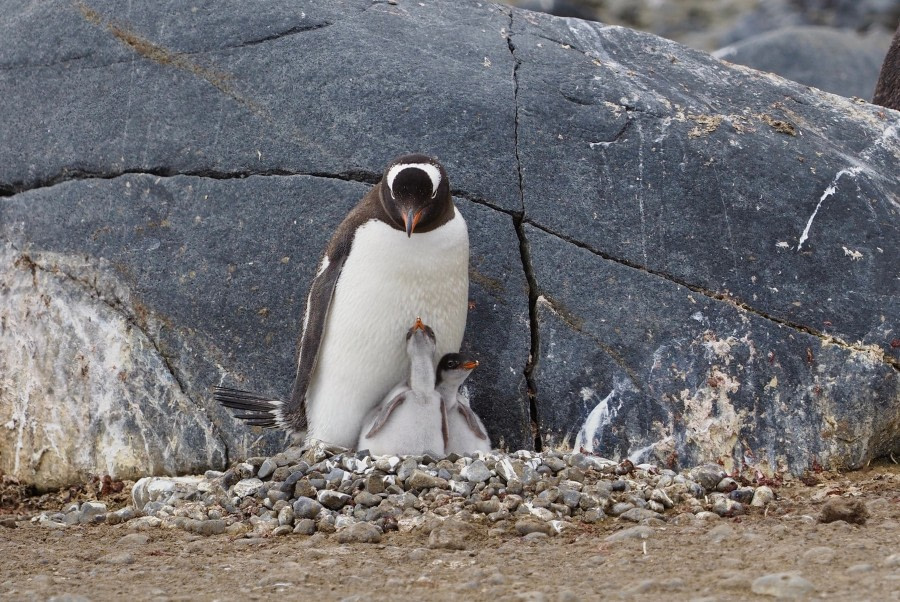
386,162 -> 442,199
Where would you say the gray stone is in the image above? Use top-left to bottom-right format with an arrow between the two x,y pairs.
317,490 -> 351,511
98,551 -> 135,565
690,465 -> 727,492
233,478 -> 264,498
396,458 -> 419,483
117,533 -> 151,546
336,522 -> 382,544
127,516 -> 162,530
515,518 -> 553,536
257,458 -> 277,480
131,476 -> 203,511
751,572 -> 815,598
272,525 -> 293,536
406,469 -> 447,491
605,525 -> 653,542
751,486 -> 776,507
190,519 -> 226,536
293,519 -> 316,536
619,508 -> 664,523
292,497 -> 324,520
608,503 -> 635,516
462,460 -> 492,484
713,26 -> 893,99
353,491 -> 382,508
428,519 -> 476,550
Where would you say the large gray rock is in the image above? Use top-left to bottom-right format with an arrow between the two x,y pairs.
714,26 -> 893,99
0,1 -> 897,486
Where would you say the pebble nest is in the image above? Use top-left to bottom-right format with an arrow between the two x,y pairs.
31,443 -> 779,546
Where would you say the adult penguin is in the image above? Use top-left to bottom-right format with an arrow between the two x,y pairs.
216,154 -> 469,449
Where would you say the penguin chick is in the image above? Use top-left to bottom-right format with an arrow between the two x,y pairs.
357,318 -> 448,456
216,154 -> 469,448
437,353 -> 491,454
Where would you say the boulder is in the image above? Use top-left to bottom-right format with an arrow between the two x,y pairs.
0,1 -> 897,487
714,26 -> 894,99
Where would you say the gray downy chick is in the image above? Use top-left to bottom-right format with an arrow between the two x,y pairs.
437,353 -> 490,454
357,318 -> 448,456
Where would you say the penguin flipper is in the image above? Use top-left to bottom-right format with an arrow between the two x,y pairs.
440,398 -> 450,450
287,249 -> 349,431
214,386 -> 285,429
365,393 -> 407,438
457,404 -> 489,440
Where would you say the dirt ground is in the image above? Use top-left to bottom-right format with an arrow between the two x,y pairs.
1,463 -> 898,602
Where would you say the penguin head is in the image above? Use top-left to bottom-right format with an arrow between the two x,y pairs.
405,316 -> 437,353
380,154 -> 452,237
436,352 -> 479,386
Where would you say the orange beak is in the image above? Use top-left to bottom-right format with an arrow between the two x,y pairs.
462,360 -> 479,370
403,208 -> 425,237
412,317 -> 426,331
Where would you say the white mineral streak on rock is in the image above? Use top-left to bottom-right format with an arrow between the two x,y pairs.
797,167 -> 861,251
573,390 -> 617,454
0,245 -> 224,490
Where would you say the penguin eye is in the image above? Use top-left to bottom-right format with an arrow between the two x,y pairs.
447,361 -> 458,368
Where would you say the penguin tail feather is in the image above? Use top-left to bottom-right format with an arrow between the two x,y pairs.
214,386 -> 288,430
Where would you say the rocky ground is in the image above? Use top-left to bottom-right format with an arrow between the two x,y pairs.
1,447 -> 899,601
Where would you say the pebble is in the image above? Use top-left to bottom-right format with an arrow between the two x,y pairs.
428,519 -> 475,550
605,525 -> 653,542
619,508 -> 663,523
406,469 -> 446,491
801,546 -> 835,565
884,553 -> 900,568
118,533 -> 150,546
38,441 -> 796,546
691,464 -> 726,491
294,519 -> 317,535
79,501 -> 107,524
750,572 -> 814,599
293,497 -> 322,518
317,490 -> 351,511
751,486 -> 775,507
462,460 -> 492,483
257,458 -> 277,479
98,551 -> 135,565
336,522 -> 382,544
233,478 -> 264,498
127,516 -> 162,530
819,497 -> 869,525
515,518 -> 553,536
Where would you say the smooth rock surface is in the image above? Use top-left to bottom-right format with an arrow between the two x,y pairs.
714,26 -> 893,99
1,0 -> 897,486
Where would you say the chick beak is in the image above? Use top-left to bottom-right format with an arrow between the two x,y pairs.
462,360 -> 479,370
413,317 -> 426,331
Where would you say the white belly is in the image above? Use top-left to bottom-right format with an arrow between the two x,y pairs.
306,208 -> 469,448
357,391 -> 446,456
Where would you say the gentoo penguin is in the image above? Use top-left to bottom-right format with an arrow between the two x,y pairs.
357,318 -> 448,456
437,353 -> 491,454
215,154 -> 469,448
873,22 -> 900,110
